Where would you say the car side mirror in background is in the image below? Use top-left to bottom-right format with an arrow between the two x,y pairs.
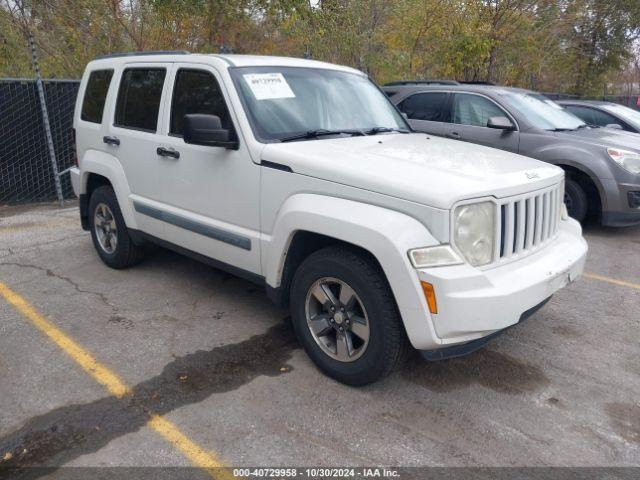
487,116 -> 516,131
605,123 -> 623,130
183,114 -> 239,149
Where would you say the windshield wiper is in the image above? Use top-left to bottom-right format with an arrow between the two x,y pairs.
549,127 -> 577,132
364,126 -> 411,135
279,129 -> 365,143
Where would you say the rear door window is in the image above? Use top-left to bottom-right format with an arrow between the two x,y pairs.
399,92 -> 449,121
81,70 -> 113,124
114,68 -> 166,132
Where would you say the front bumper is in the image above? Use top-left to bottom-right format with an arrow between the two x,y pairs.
421,296 -> 551,361
601,178 -> 640,226
416,218 -> 587,348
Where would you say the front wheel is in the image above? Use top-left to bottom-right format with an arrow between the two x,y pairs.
290,246 -> 408,385
564,178 -> 588,223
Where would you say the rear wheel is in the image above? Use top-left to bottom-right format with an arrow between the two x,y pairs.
290,246 -> 408,385
88,186 -> 144,269
564,178 -> 588,223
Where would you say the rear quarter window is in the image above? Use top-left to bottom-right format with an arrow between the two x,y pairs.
81,70 -> 114,124
114,68 -> 166,132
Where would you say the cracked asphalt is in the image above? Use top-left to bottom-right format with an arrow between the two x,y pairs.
0,202 -> 638,473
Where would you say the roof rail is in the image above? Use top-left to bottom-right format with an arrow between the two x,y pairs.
384,80 -> 460,86
458,81 -> 495,85
94,50 -> 190,60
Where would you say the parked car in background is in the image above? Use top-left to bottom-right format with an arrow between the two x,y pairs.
70,53 -> 587,385
385,83 -> 640,226
557,99 -> 640,133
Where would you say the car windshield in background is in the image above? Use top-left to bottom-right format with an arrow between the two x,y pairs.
501,92 -> 586,131
230,67 -> 408,142
601,104 -> 640,128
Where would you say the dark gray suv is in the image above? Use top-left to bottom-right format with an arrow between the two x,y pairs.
385,84 -> 640,226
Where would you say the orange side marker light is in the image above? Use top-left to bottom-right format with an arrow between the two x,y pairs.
420,281 -> 438,314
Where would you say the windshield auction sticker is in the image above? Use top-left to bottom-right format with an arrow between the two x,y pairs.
243,73 -> 296,100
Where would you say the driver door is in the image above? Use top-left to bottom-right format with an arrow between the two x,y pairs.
154,63 -> 261,275
443,93 -> 519,153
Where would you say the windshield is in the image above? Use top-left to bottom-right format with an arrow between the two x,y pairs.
601,104 -> 640,128
501,92 -> 586,130
230,66 -> 408,142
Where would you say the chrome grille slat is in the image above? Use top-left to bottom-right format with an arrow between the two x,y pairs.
504,202 -> 515,258
495,182 -> 563,266
550,190 -> 556,237
515,200 -> 526,254
542,192 -> 550,241
534,194 -> 543,245
551,190 -> 560,235
543,192 -> 551,241
525,197 -> 535,249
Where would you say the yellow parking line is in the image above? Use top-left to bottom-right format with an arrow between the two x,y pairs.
0,282 -> 130,398
0,281 -> 230,478
584,273 -> 640,291
148,415 -> 231,478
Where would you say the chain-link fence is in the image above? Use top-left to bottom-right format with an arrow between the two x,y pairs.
0,78 -> 80,205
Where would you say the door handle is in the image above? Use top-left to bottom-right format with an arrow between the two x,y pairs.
103,136 -> 120,146
446,131 -> 461,139
156,147 -> 180,159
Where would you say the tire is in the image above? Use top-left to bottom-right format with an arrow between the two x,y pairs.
564,178 -> 588,223
88,186 -> 144,269
290,246 -> 409,385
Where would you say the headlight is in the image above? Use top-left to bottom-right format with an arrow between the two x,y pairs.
453,201 -> 495,267
607,147 -> 640,175
408,245 -> 463,268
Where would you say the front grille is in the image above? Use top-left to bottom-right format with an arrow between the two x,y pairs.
495,182 -> 563,263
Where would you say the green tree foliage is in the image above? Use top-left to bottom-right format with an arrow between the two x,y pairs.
1,0 -> 638,95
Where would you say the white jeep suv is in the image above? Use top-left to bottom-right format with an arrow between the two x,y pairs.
70,52 -> 588,385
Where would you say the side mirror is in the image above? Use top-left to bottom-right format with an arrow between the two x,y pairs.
183,114 -> 238,149
487,116 -> 516,131
605,123 -> 623,130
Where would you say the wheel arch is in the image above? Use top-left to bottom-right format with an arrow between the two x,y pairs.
262,193 -> 444,350
79,150 -> 136,229
555,162 -> 605,216
266,230 -> 384,309
79,172 -> 112,230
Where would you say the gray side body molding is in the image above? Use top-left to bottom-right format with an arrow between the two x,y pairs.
133,201 -> 252,251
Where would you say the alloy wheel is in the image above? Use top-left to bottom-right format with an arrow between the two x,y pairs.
94,203 -> 118,254
304,277 -> 370,362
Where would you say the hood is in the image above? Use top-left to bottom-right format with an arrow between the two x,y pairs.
556,127 -> 640,152
261,133 -> 563,209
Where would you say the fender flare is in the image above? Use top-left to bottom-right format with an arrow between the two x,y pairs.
263,193 -> 444,349
548,158 -> 608,211
80,150 -> 137,229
